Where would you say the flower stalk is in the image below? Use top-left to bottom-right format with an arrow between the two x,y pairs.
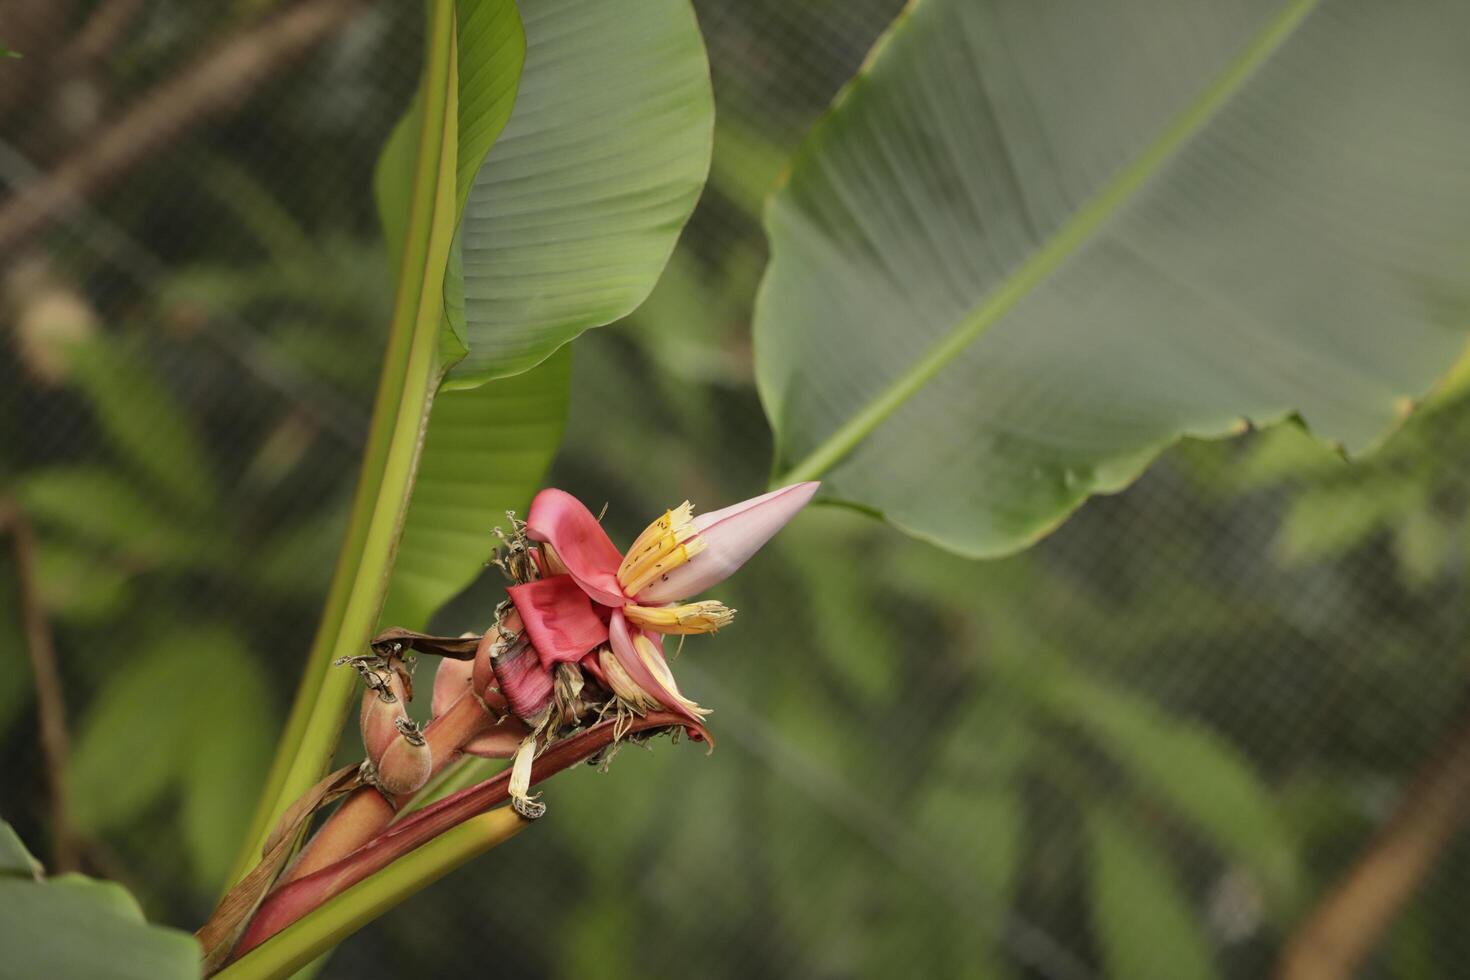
228,712 -> 693,970
213,810 -> 529,980
220,483 -> 816,974
283,625 -> 523,884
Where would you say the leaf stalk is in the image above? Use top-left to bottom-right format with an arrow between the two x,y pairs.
227,0 -> 461,889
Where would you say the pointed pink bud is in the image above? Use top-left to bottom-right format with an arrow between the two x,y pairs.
508,575 -> 611,669
524,489 -> 626,606
635,482 -> 819,604
431,654 -> 475,719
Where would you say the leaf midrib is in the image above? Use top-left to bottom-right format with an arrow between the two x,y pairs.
776,0 -> 1322,485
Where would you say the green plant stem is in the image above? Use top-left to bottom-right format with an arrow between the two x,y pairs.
215,809 -> 527,980
226,0 -> 461,888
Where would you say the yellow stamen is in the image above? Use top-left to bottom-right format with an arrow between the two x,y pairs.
635,634 -> 710,718
623,501 -> 693,564
597,646 -> 658,713
617,501 -> 705,596
624,601 -> 735,635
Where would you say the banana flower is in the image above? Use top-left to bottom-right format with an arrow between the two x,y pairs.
501,482 -> 819,728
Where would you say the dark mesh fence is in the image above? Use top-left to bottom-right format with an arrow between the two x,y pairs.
3,3 -> 1468,978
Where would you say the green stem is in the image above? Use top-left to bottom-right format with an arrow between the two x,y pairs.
227,0 -> 461,888
215,810 -> 527,980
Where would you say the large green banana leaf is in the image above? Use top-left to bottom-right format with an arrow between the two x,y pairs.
381,348 -> 568,629
1,819 -> 198,980
446,0 -> 714,386
373,0 -> 537,633
382,0 -> 713,630
755,0 -> 1470,557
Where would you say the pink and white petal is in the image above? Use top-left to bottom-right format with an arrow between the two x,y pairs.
508,576 -> 610,670
607,609 -> 705,727
524,488 -> 627,606
578,647 -> 611,691
636,482 -> 819,603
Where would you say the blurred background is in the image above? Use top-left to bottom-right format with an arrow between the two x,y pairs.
4,2 -> 1470,978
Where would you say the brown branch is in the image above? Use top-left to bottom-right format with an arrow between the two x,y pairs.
0,0 -> 73,121
0,500 -> 80,872
0,0 -> 364,257
56,0 -> 147,74
1276,694 -> 1470,980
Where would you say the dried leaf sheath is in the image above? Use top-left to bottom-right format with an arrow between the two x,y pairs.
196,764 -> 363,973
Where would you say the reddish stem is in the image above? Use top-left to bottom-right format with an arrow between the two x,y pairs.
284,690 -> 514,883
236,713 -> 699,958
